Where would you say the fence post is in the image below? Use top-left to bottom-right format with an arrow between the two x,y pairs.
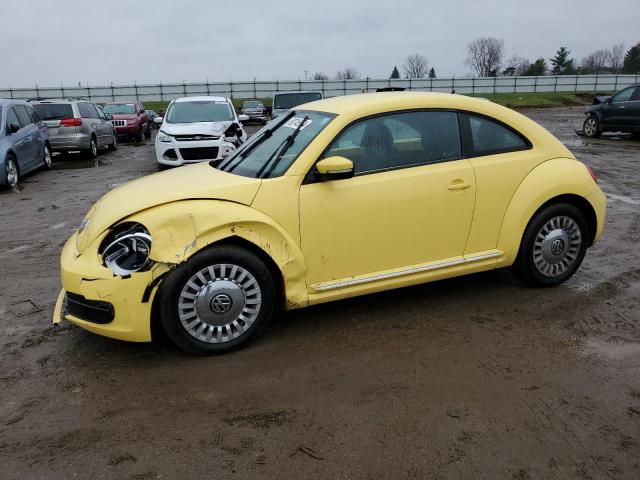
493,76 -> 496,93
87,83 -> 91,100
366,77 -> 369,93
471,77 -> 475,94
574,75 -> 578,93
183,81 -> 187,97
534,76 -> 538,93
409,77 -> 412,91
451,77 -> 455,93
253,78 -> 256,99
513,76 -> 517,93
594,75 -> 599,94
35,83 -> 39,99
206,79 -> 210,96
554,75 -> 558,92
8,85 -> 13,99
299,78 -> 302,91
110,82 -> 114,101
159,81 -> 163,102
60,83 -> 64,99
321,78 -> 324,97
614,75 -> 619,91
275,80 -> 279,95
134,81 -> 138,100
229,81 -> 233,99
343,79 -> 346,96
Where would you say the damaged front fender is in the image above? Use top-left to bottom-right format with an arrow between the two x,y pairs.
125,199 -> 309,308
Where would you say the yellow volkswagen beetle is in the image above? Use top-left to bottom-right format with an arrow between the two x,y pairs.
54,92 -> 606,354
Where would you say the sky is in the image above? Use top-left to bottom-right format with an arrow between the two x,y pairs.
1,0 -> 638,87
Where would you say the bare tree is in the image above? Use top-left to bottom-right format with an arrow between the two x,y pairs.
312,72 -> 329,81
502,55 -> 531,76
465,37 -> 504,77
335,67 -> 360,80
403,54 -> 429,78
607,44 -> 625,72
581,50 -> 609,74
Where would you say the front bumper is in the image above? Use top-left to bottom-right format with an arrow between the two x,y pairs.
155,138 -> 235,166
53,233 -> 165,342
114,124 -> 139,137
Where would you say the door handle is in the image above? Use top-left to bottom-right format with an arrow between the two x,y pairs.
448,181 -> 472,191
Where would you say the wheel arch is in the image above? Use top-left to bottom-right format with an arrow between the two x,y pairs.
496,158 -> 604,266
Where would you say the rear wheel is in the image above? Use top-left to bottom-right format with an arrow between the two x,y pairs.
42,144 -> 52,170
156,245 -> 276,355
5,155 -> 19,188
108,131 -> 118,151
583,116 -> 601,138
135,127 -> 143,143
144,123 -> 152,139
86,136 -> 98,159
513,203 -> 588,287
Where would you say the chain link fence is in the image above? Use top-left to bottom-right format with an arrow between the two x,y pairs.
2,75 -> 639,103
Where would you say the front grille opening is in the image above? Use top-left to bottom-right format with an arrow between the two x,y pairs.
179,147 -> 219,160
66,292 -> 114,324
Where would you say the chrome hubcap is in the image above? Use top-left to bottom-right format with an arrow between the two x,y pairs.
533,216 -> 582,277
44,146 -> 52,167
91,140 -> 97,156
584,118 -> 596,136
178,264 -> 261,343
6,159 -> 18,186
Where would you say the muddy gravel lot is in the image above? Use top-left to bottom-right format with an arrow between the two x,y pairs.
1,108 -> 639,480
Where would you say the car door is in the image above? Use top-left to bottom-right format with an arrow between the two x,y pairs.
13,105 -> 41,171
603,86 -> 635,127
622,86 -> 640,130
92,104 -> 110,146
5,106 -> 33,171
299,110 -> 476,288
78,102 -> 99,144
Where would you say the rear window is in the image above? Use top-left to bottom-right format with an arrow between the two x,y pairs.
32,103 -> 73,120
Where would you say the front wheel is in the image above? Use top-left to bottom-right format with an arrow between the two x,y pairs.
513,203 -> 589,287
144,123 -> 152,139
583,116 -> 601,138
86,136 -> 98,159
5,155 -> 19,188
108,131 -> 118,151
156,245 -> 276,354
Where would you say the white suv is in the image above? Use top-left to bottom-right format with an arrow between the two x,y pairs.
154,96 -> 248,169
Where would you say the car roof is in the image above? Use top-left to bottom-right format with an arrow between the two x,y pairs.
0,98 -> 29,107
299,91 -> 503,116
174,96 -> 230,103
274,91 -> 322,95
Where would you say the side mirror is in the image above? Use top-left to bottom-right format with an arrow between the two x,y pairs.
8,122 -> 20,134
315,156 -> 354,181
153,116 -> 163,124
104,113 -> 113,120
605,97 -> 613,104
139,109 -> 146,114
238,114 -> 249,122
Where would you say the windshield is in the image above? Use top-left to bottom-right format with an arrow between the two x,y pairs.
243,101 -> 263,109
273,92 -> 322,110
32,103 -> 73,120
166,101 -> 234,123
218,110 -> 334,179
103,103 -> 136,114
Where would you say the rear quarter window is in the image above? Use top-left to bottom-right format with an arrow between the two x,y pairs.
466,114 -> 529,157
32,103 -> 73,120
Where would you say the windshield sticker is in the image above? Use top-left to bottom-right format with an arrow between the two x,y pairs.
284,117 -> 312,130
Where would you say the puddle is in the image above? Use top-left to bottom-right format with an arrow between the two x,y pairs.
0,184 -> 24,195
584,339 -> 640,360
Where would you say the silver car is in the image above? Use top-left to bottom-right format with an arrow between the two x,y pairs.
30,99 -> 117,158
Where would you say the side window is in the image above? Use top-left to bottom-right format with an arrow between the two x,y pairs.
324,111 -> 461,175
95,105 -> 106,120
78,102 -> 97,118
27,106 -> 42,123
467,115 -> 528,156
630,87 -> 640,102
6,107 -> 21,131
611,87 -> 634,103
14,105 -> 33,127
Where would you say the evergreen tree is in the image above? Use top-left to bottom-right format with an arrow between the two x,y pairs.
390,66 -> 400,79
550,47 -> 576,74
623,43 -> 640,73
428,67 -> 436,79
524,58 -> 548,76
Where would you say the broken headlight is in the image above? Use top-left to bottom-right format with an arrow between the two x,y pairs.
100,223 -> 152,276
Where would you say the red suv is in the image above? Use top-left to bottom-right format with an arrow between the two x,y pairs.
103,101 -> 151,142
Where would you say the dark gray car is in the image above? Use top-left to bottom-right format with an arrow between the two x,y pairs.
30,99 -> 117,158
583,84 -> 640,138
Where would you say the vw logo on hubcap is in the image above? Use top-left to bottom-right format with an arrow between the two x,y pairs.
210,293 -> 232,314
551,239 -> 565,256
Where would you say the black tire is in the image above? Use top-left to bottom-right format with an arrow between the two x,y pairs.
157,163 -> 172,171
42,143 -> 52,170
135,127 -> 143,143
86,136 -> 98,159
156,245 -> 276,355
512,203 -> 589,287
144,123 -> 152,139
108,131 -> 118,151
4,154 -> 19,188
583,115 -> 601,138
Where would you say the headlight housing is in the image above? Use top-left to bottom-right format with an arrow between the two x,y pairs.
157,131 -> 173,143
99,223 -> 152,276
126,119 -> 136,125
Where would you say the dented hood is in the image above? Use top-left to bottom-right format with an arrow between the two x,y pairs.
76,163 -> 261,253
160,121 -> 235,137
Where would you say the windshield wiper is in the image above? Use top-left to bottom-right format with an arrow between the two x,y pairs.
257,115 -> 309,179
220,111 -> 295,172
